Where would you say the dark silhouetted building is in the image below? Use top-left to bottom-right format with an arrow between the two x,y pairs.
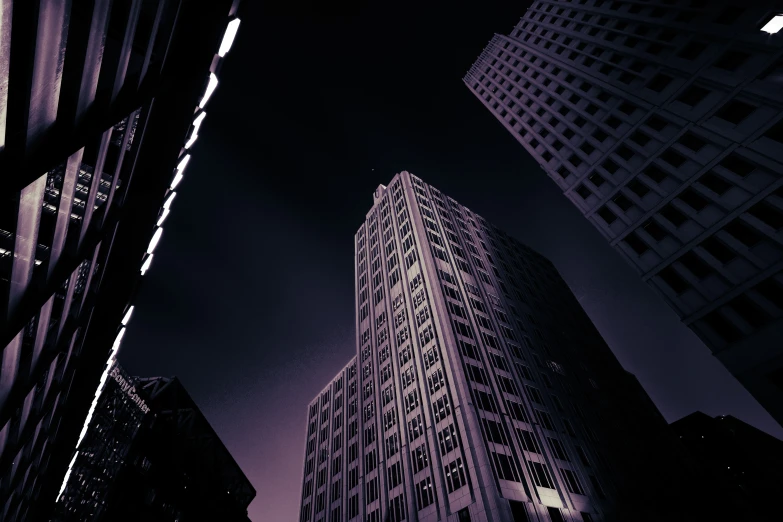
0,1 -> 242,519
53,369 -> 255,522
671,411 -> 783,520
299,172 -> 712,522
465,0 -> 783,427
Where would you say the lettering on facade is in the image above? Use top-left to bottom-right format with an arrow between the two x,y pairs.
110,366 -> 151,414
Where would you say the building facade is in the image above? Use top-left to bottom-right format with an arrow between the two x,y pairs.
299,172 -> 709,522
52,370 -> 255,522
464,0 -> 783,426
0,0 -> 241,519
52,364 -> 149,521
670,411 -> 783,520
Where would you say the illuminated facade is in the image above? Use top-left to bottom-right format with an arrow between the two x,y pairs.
299,172 -> 705,522
464,1 -> 783,427
0,1 -> 242,520
52,364 -> 148,521
52,371 -> 255,522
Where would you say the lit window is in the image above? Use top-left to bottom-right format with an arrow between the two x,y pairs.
761,14 -> 783,34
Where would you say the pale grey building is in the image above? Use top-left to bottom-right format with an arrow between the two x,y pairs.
465,0 -> 783,427
299,172 -> 705,522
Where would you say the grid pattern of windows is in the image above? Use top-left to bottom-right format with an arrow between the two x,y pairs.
0,1 -> 240,519
465,0 -> 783,426
301,171 -> 695,521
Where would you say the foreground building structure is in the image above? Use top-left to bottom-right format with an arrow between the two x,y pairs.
299,172 -> 712,522
670,411 -> 783,520
53,369 -> 255,522
465,0 -> 783,426
0,0 -> 242,519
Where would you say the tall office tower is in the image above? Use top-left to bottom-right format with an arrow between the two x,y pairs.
53,370 -> 255,522
52,363 -> 149,521
670,411 -> 783,520
0,1 -> 242,520
299,171 -> 711,522
464,1 -> 783,426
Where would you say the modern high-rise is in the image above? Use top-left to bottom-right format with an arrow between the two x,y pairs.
464,1 -> 783,426
0,1 -> 242,519
299,172 -> 714,522
53,369 -> 256,522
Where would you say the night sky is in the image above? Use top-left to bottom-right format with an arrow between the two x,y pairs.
120,2 -> 782,521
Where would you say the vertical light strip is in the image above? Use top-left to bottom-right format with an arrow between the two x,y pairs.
218,18 -> 241,57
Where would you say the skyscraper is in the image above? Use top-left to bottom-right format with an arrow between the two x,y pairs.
53,369 -> 256,522
464,1 -> 783,426
299,171 -> 708,522
0,1 -> 241,519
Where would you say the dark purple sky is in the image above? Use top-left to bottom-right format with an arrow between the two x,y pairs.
120,2 -> 782,521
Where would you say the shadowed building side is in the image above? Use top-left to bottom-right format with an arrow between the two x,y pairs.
465,0 -> 783,428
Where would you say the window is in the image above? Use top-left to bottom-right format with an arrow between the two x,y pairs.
588,173 -> 605,187
415,478 -> 434,509
677,41 -> 707,60
603,159 -> 619,174
719,155 -> 755,177
698,171 -> 731,195
645,115 -> 668,132
630,131 -> 650,146
605,115 -> 621,129
548,507 -> 566,522
548,438 -> 570,461
679,251 -> 712,279
646,74 -> 672,92
716,100 -> 755,125
748,201 -> 783,230
678,133 -> 706,152
528,461 -> 555,488
763,120 -> 783,144
438,424 -> 459,455
627,179 -> 649,198
618,102 -> 636,115
612,193 -> 633,212
661,149 -> 686,168
625,232 -> 649,255
561,468 -> 585,494
714,50 -> 749,72
615,145 -> 634,161
597,206 -> 617,225
643,219 -> 667,242
645,164 -> 667,184
700,236 -> 736,264
412,444 -> 429,473
678,189 -> 709,211
659,266 -> 689,294
444,459 -> 467,493
677,86 -> 709,107
660,204 -> 687,227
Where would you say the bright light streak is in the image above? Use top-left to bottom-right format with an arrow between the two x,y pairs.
147,227 -> 163,254
157,208 -> 171,227
121,306 -> 134,326
199,73 -> 218,109
171,171 -> 184,190
184,113 -> 206,149
761,14 -> 783,34
140,254 -> 153,276
184,133 -> 198,149
218,19 -> 241,57
163,191 -> 176,210
56,451 -> 79,502
177,154 -> 191,173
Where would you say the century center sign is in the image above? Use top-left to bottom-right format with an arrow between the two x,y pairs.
109,366 -> 151,414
